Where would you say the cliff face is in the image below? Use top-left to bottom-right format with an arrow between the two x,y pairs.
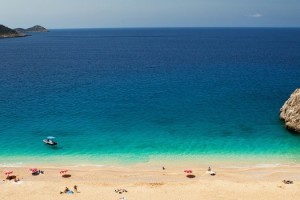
280,88 -> 300,133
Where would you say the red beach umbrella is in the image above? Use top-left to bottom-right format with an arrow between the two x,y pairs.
30,168 -> 38,173
4,171 -> 13,176
60,169 -> 71,178
184,170 -> 193,173
184,170 -> 195,178
60,169 -> 68,174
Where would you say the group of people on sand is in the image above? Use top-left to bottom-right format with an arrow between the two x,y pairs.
115,189 -> 128,200
115,188 -> 128,194
60,185 -> 79,194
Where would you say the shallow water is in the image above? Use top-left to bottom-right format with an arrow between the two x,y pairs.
1,28 -> 300,165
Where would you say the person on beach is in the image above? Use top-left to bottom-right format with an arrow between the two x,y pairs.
60,187 -> 74,194
206,166 -> 216,176
64,187 -> 70,193
74,185 -> 78,193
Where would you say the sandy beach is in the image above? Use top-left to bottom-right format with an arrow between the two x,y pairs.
1,163 -> 300,200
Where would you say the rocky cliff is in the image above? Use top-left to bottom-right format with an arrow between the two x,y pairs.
280,88 -> 300,133
0,24 -> 48,38
0,25 -> 26,38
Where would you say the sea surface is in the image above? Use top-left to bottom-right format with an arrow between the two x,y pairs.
1,28 -> 300,166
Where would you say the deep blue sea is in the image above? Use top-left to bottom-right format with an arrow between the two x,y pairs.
1,28 -> 300,165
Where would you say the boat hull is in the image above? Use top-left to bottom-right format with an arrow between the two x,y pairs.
43,139 -> 57,145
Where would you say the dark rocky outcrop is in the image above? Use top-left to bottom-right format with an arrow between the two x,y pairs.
0,25 -> 27,38
26,25 -> 48,32
0,24 -> 48,38
280,88 -> 300,133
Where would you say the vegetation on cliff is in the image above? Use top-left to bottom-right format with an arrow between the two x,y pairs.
0,25 -> 25,37
1,24 -> 48,38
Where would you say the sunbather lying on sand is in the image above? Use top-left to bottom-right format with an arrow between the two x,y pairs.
60,187 -> 74,194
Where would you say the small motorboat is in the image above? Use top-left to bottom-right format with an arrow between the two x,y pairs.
43,136 -> 57,146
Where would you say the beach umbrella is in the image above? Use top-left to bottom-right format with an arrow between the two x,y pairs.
60,169 -> 71,178
30,168 -> 40,176
184,170 -> 195,178
47,136 -> 55,140
60,170 -> 68,174
30,168 -> 38,173
4,171 -> 13,176
4,171 -> 15,180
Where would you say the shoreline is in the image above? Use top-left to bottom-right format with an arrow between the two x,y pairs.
0,34 -> 31,38
1,153 -> 300,168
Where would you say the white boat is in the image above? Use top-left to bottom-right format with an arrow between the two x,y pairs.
43,136 -> 57,146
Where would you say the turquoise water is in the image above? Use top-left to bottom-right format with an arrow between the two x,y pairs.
1,28 -> 300,165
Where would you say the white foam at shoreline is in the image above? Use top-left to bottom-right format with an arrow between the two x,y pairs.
1,153 -> 300,168
0,162 -> 24,167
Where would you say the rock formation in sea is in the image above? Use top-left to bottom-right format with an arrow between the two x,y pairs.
0,24 -> 48,38
26,25 -> 48,32
280,88 -> 300,133
0,24 -> 27,38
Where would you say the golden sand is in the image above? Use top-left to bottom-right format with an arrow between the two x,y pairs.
1,163 -> 300,200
